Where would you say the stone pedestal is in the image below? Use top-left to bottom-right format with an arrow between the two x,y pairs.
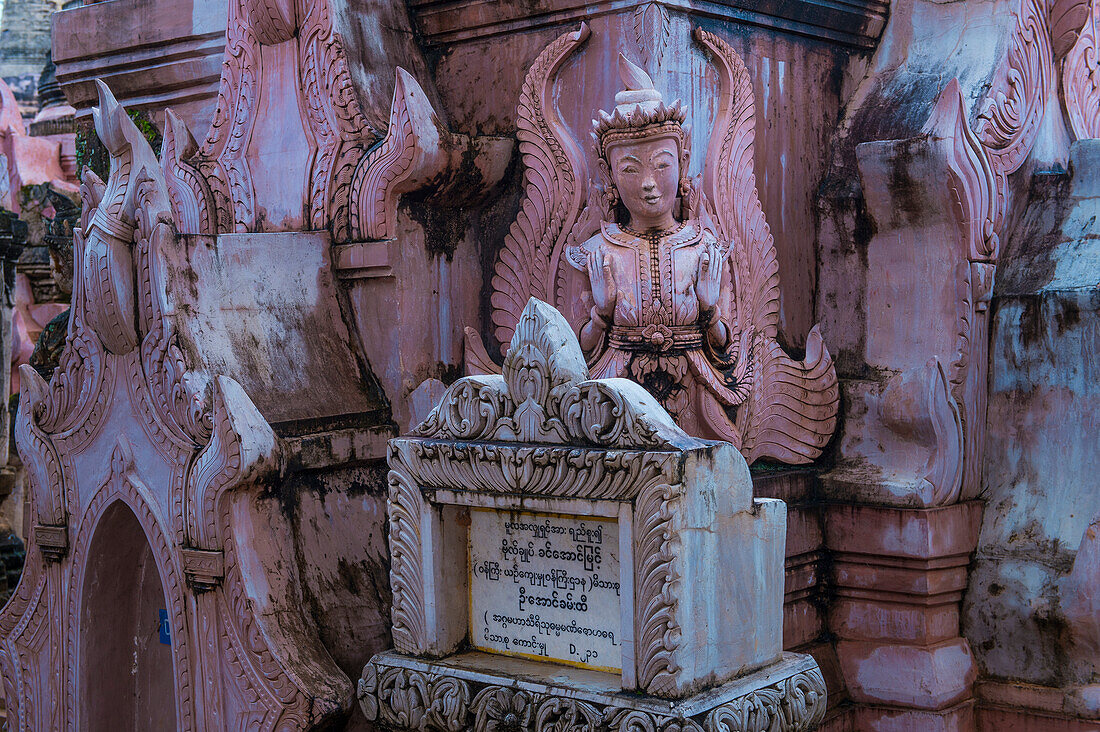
825,502 -> 983,729
358,299 -> 827,731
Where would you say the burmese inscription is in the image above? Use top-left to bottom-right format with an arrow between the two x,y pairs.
469,509 -> 622,672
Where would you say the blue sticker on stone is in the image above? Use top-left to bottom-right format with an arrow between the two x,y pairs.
158,609 -> 171,645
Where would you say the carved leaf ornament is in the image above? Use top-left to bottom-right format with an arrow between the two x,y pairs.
478,26 -> 838,466
420,299 -> 696,450
161,0 -> 455,242
1064,0 -> 1100,138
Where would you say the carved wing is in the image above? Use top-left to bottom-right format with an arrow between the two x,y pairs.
694,29 -> 838,464
694,29 -> 780,341
489,25 -> 591,350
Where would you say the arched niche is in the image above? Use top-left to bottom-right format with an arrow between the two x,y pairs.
78,500 -> 177,731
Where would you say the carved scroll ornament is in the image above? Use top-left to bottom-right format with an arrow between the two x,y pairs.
423,299 -> 698,451
161,0 -> 505,242
358,655 -> 828,732
473,26 -> 838,467
1064,0 -> 1100,139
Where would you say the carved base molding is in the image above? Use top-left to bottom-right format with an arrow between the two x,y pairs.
359,650 -> 828,732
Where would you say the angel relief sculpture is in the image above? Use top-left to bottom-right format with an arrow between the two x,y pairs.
467,26 -> 839,465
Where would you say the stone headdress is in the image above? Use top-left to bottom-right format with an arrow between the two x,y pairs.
593,55 -> 689,159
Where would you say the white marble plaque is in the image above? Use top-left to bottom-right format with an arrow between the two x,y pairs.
469,508 -> 622,672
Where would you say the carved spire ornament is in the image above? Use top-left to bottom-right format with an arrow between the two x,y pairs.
0,81 -> 352,729
1064,0 -> 1100,139
920,0 -> 1096,500
470,26 -> 839,465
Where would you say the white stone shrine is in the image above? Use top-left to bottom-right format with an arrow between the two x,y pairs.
357,299 -> 827,730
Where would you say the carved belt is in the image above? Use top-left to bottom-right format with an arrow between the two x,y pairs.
608,324 -> 703,352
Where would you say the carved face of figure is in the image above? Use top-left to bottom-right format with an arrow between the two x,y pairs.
607,135 -> 680,231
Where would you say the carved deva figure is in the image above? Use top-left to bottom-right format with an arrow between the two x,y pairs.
473,26 -> 839,464
569,54 -> 738,441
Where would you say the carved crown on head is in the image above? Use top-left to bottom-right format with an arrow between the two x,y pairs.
592,54 -> 688,159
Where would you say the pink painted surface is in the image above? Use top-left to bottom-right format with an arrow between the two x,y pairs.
0,80 -> 75,214
468,24 -> 839,467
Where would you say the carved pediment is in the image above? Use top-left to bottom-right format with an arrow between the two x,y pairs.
417,298 -> 703,451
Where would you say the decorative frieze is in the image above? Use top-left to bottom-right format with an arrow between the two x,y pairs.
359,651 -> 828,732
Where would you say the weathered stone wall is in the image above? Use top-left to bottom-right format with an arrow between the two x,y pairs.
964,141 -> 1100,700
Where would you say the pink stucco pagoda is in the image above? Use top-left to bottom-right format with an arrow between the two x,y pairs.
0,0 -> 1094,729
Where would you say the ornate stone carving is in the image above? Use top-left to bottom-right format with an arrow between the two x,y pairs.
1064,0 -> 1100,139
1,81 -> 351,730
343,68 -> 460,242
387,467 -> 429,656
475,27 -> 838,466
159,0 -> 506,242
387,297 -> 790,701
359,653 -> 828,732
421,299 -> 696,451
634,481 -> 682,694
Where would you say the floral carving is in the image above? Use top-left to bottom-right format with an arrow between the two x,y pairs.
390,441 -> 679,501
2,82 -> 349,730
477,27 -> 838,467
427,677 -> 472,731
633,3 -> 671,71
535,698 -> 603,731
361,655 -> 827,731
388,468 -> 429,655
473,686 -> 534,732
634,482 -> 682,694
378,666 -> 432,729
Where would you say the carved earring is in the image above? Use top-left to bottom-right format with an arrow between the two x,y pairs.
679,176 -> 694,220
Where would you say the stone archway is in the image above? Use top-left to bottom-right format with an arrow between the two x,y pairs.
77,500 -> 176,732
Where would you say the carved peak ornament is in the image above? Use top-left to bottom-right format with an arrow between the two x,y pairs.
1064,0 -> 1100,139
160,0 -> 509,241
2,80 -> 352,729
473,26 -> 838,466
419,298 -> 702,450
